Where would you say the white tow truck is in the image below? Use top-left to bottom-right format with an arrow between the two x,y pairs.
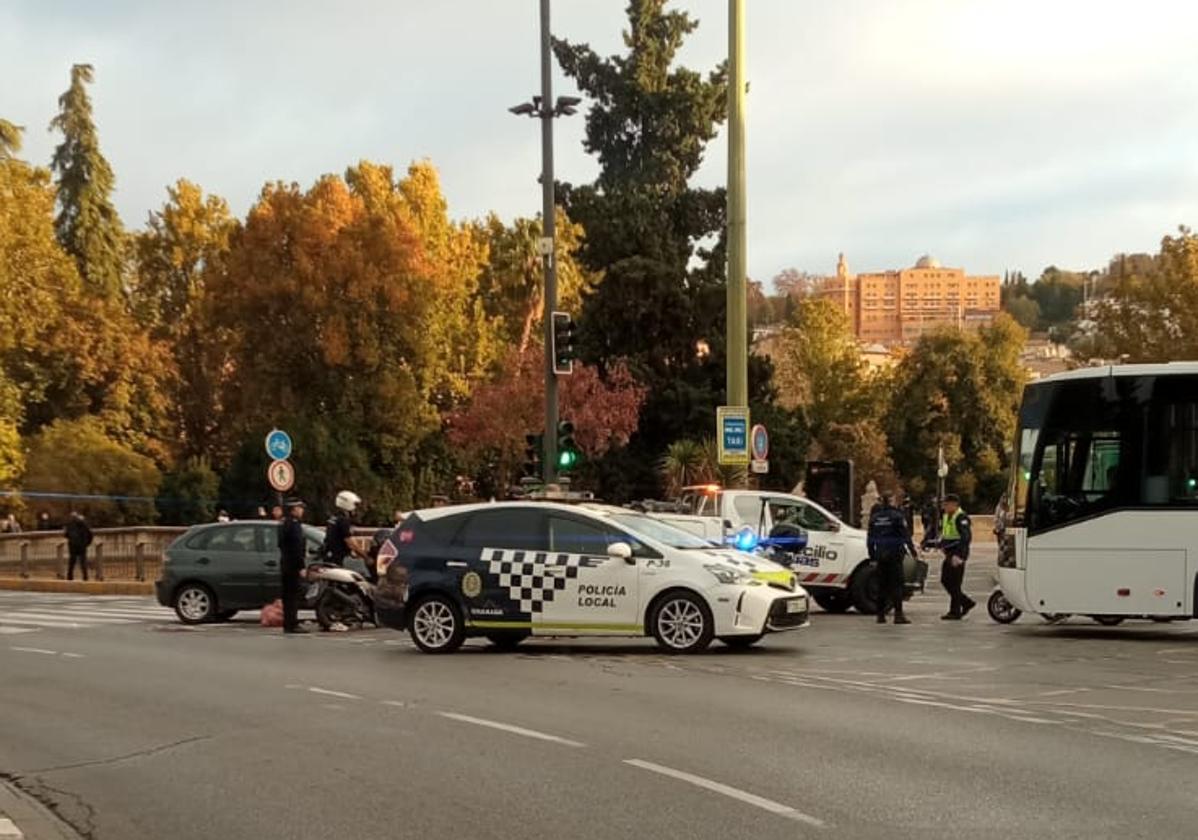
655,485 -> 927,615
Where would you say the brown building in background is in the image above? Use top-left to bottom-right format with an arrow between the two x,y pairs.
816,254 -> 1001,344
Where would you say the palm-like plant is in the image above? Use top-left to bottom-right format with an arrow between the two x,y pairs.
660,439 -> 705,497
660,438 -> 747,497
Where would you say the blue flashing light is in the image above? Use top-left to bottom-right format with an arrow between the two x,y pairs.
733,527 -> 759,552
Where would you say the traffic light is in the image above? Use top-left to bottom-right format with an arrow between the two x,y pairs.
523,433 -> 543,478
557,420 -> 579,471
551,311 -> 575,375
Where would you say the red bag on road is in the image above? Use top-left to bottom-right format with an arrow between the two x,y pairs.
260,599 -> 284,627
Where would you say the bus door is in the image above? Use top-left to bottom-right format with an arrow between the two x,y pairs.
1025,430 -> 1187,615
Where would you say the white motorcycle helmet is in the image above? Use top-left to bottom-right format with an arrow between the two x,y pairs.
335,490 -> 363,513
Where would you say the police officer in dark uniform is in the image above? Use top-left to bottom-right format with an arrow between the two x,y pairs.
867,492 -> 916,624
278,498 -> 308,634
324,490 -> 362,567
922,493 -> 975,620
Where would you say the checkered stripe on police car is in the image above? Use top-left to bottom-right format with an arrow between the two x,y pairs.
485,549 -> 585,614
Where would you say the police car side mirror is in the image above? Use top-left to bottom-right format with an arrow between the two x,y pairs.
608,542 -> 634,564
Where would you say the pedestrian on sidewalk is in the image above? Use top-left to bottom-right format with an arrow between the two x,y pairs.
919,496 -> 938,542
278,499 -> 308,634
922,494 -> 974,620
64,511 -> 93,581
36,510 -> 53,531
1,513 -> 20,533
867,491 -> 916,625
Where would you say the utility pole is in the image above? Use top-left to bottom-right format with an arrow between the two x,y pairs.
726,0 -> 748,410
538,0 -> 558,485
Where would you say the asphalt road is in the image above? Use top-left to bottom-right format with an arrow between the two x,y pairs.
3,547 -> 1198,840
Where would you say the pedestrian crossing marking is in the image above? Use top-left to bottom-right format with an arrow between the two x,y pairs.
0,592 -> 176,632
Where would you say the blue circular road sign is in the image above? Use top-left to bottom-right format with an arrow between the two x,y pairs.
265,429 -> 293,461
750,424 -> 769,461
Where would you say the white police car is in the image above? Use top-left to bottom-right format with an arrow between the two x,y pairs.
374,502 -> 810,654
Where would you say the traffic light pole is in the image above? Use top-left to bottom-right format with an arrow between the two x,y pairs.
539,0 -> 559,484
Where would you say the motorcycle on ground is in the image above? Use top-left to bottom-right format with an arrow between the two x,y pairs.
986,584 -> 1068,625
305,529 -> 391,631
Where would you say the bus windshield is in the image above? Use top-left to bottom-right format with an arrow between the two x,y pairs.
1013,372 -> 1198,534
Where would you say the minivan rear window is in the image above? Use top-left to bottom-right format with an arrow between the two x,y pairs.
185,529 -> 214,550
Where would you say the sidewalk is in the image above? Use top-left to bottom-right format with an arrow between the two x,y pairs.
0,782 -> 80,840
0,578 -> 153,596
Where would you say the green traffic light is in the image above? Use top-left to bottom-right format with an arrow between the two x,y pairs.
1188,477 -> 1197,490
558,450 -> 578,469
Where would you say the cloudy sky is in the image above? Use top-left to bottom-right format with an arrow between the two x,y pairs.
4,0 -> 1197,284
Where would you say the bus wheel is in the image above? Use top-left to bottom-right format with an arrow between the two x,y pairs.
987,590 -> 1021,624
1092,615 -> 1125,626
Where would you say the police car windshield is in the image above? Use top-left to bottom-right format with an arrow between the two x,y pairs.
608,513 -> 717,550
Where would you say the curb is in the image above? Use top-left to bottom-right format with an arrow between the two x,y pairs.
0,578 -> 154,596
0,782 -> 79,840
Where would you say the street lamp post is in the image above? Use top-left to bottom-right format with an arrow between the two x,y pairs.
726,0 -> 748,411
510,0 -> 579,485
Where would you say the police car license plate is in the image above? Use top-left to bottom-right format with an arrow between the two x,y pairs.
785,598 -> 804,614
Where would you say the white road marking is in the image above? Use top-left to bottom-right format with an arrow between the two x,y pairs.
623,759 -> 826,828
61,607 -> 173,620
0,627 -> 36,635
307,687 -> 362,701
0,816 -> 24,838
5,611 -> 135,625
436,712 -> 586,748
0,617 -> 89,629
380,700 -> 407,708
8,646 -> 84,658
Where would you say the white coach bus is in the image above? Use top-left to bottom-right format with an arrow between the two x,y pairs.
998,363 -> 1198,623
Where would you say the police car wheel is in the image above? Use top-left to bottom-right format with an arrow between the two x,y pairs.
811,590 -> 851,613
485,632 -> 530,651
719,633 -> 763,649
849,564 -> 880,615
408,595 -> 465,653
650,592 -> 714,654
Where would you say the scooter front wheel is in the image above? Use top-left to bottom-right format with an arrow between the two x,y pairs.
987,589 -> 1022,624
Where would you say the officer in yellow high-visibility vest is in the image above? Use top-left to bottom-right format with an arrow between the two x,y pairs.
922,494 -> 975,620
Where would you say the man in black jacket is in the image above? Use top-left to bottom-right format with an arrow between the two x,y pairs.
867,493 -> 917,625
278,499 -> 308,634
923,494 -> 975,620
64,512 -> 93,581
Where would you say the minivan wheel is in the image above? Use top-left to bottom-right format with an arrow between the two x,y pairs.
175,584 -> 217,625
651,591 -> 714,654
408,595 -> 465,654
